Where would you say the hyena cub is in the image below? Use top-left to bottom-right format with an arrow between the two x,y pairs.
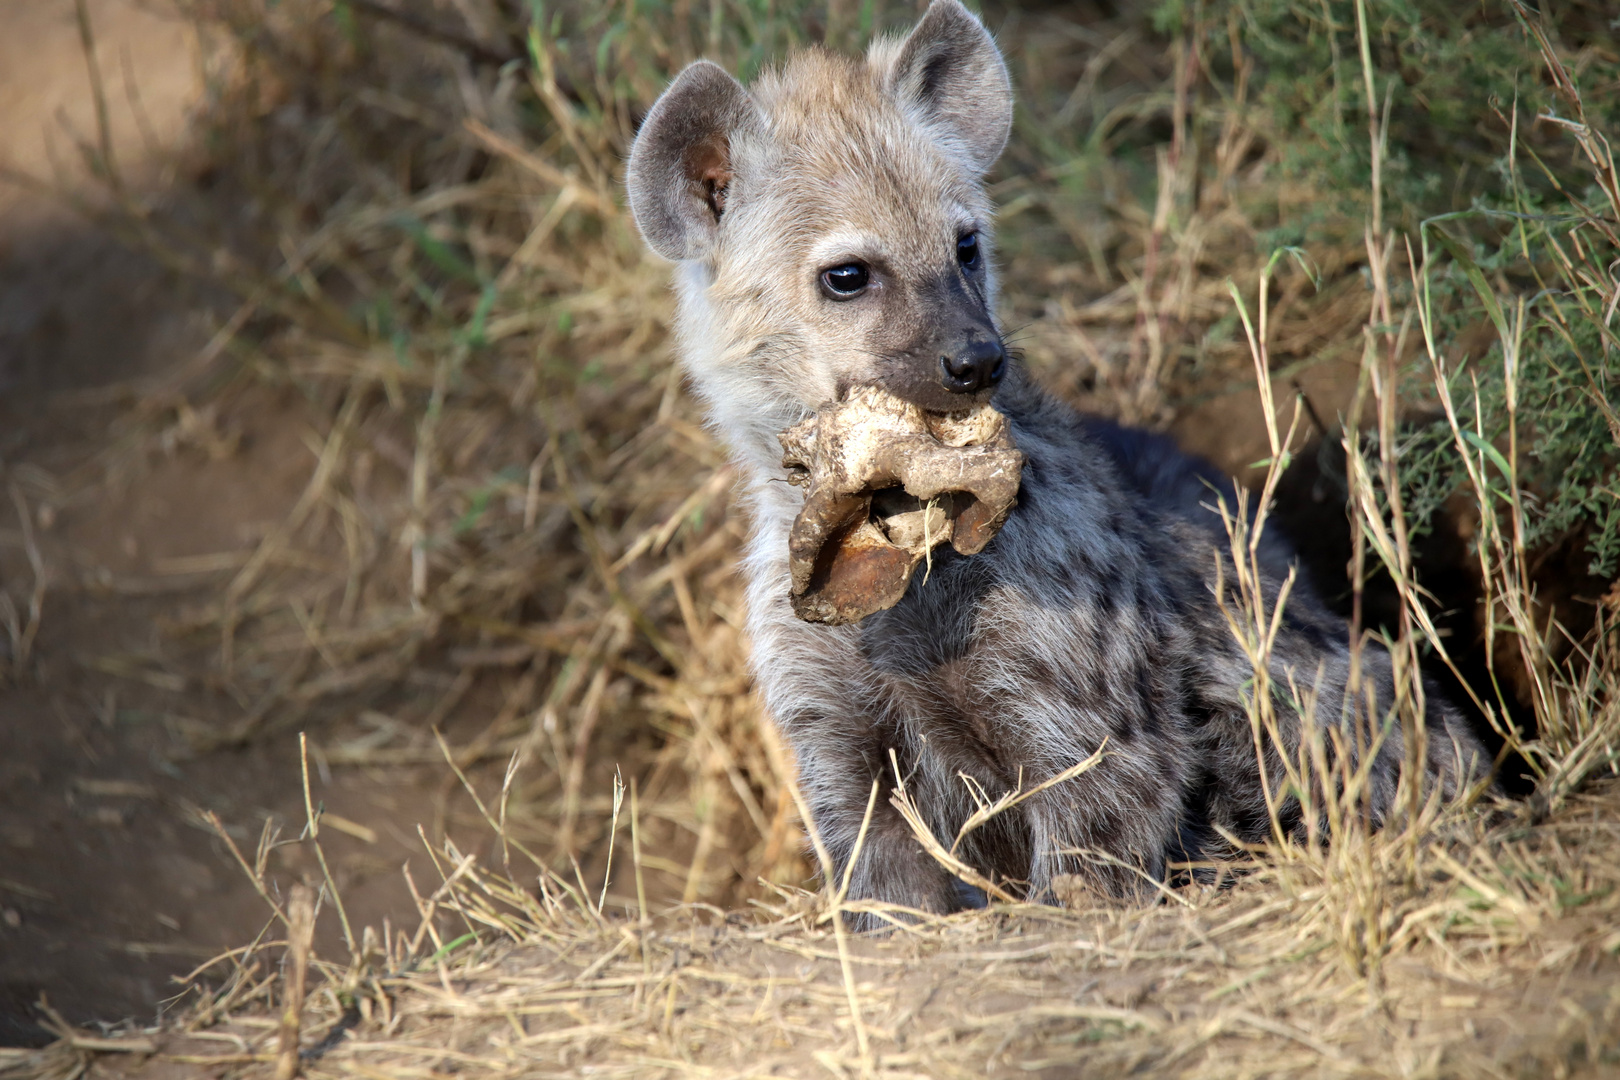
626,0 -> 1488,915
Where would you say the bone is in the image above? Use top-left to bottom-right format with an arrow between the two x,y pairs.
778,386 -> 1024,625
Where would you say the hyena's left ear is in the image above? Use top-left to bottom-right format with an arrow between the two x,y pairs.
627,60 -> 764,262
877,0 -> 1012,177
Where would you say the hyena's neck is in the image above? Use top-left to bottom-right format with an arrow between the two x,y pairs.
694,386 -> 800,490
697,386 -> 806,546
671,265 -> 811,532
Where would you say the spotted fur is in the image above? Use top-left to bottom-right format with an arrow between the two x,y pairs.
626,0 -> 1489,917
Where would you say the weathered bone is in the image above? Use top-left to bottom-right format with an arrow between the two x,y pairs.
779,385 -> 1024,625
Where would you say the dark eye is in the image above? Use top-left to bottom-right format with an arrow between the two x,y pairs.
957,233 -> 980,268
820,263 -> 870,298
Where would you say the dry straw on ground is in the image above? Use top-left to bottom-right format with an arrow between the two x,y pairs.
13,783 -> 1620,1078
1,0 -> 1617,1076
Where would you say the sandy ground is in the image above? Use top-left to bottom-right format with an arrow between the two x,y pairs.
0,0 -> 210,393
0,2 -> 438,1044
0,0 -> 264,1041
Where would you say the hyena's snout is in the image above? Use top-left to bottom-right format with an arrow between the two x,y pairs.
940,336 -> 1005,395
881,274 -> 1006,410
928,268 -> 1005,398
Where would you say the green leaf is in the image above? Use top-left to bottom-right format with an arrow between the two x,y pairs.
396,217 -> 481,285
427,931 -> 478,964
460,283 -> 498,349
1460,429 -> 1516,484
1423,219 -> 1510,346
453,488 -> 494,536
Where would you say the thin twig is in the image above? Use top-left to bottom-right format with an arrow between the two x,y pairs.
950,741 -> 1109,856
888,750 -> 1020,906
300,733 -> 356,954
73,0 -> 121,193
345,0 -> 521,67
273,883 -> 315,1080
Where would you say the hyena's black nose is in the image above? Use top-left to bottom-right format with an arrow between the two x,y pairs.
941,339 -> 1006,394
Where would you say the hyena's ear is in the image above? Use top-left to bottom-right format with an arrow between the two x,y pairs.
876,0 -> 1012,177
627,60 -> 763,262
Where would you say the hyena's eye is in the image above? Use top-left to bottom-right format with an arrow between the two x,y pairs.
956,233 -> 980,268
820,263 -> 871,299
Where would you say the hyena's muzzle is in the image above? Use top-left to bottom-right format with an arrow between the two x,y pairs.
869,260 -> 1005,413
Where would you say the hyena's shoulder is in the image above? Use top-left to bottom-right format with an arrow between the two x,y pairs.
996,382 -> 1303,590
858,382 -> 1221,680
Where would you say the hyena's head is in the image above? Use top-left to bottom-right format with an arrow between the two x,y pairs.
626,0 -> 1013,454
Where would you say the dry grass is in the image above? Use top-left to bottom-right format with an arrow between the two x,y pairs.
8,781 -> 1620,1077
1,0 -> 1618,1075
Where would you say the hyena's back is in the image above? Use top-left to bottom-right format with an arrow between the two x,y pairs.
1075,411 -> 1300,582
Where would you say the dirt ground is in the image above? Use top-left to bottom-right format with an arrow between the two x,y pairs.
0,0 -> 1568,1057
0,1 -> 456,1044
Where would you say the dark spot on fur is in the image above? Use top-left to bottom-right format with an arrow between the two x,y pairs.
1280,604 -> 1332,652
1133,666 -> 1160,735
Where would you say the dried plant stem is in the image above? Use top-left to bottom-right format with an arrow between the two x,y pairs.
6,484 -> 45,672
559,667 -> 609,858
630,777 -> 648,938
888,749 -> 1020,906
300,733 -> 356,954
951,742 -> 1109,856
347,0 -> 519,66
833,782 -> 878,1071
73,0 -> 121,193
786,778 -> 874,1071
222,389 -> 362,676
597,767 -> 626,913
273,883 -> 315,1080
463,119 -> 616,218
409,357 -> 451,609
203,810 -> 290,928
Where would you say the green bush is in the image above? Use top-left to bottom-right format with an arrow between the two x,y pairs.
1156,0 -> 1619,578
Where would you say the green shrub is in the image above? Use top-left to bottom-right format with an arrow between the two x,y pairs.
1156,0 -> 1619,578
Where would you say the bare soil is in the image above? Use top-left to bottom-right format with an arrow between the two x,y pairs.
0,385 -> 454,1043
0,1 -> 447,1044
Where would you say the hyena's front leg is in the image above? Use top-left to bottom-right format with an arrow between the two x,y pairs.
1017,747 -> 1189,904
790,744 -> 961,927
834,803 -> 963,929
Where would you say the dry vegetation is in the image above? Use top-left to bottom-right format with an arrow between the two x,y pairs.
2,0 -> 1618,1075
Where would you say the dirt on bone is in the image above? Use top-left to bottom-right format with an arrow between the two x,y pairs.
778,385 -> 1024,625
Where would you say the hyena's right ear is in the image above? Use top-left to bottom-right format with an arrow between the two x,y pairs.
627,61 -> 764,262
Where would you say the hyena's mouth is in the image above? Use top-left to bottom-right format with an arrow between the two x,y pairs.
778,385 -> 1023,625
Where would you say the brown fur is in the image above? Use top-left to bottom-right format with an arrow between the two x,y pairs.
626,0 -> 1490,921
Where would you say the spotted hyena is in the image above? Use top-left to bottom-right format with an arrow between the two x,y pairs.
625,0 -> 1488,918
